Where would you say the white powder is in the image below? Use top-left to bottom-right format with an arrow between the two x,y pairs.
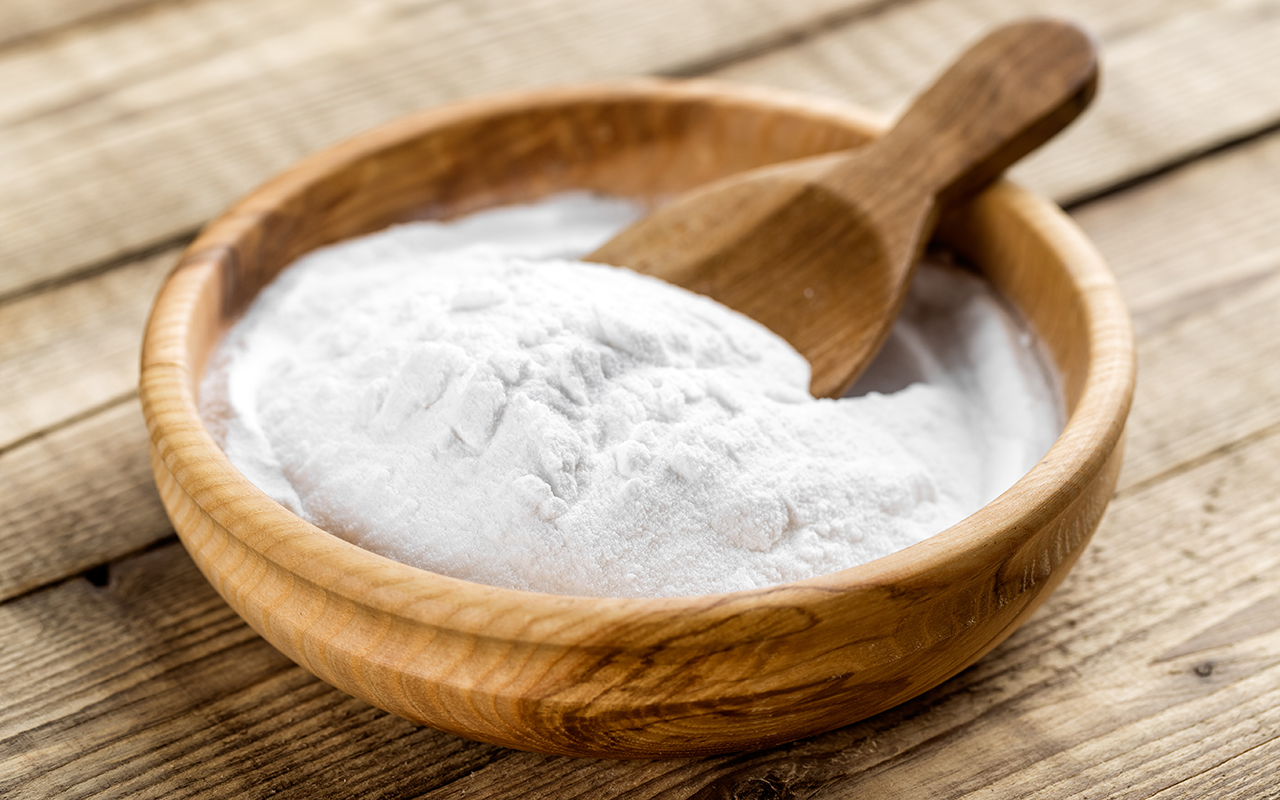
201,193 -> 1062,597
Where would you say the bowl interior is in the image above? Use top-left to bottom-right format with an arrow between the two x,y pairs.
176,83 -> 892,380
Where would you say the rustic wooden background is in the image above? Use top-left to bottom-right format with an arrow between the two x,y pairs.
2,0 -> 1279,797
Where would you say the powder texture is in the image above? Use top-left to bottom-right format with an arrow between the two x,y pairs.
201,193 -> 1061,597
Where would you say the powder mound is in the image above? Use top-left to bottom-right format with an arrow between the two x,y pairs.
202,193 -> 1061,597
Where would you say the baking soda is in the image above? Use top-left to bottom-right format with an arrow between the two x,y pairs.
200,193 -> 1061,597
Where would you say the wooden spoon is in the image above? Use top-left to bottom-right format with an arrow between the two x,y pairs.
588,18 -> 1098,398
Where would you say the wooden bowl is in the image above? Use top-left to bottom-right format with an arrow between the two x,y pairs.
140,79 -> 1135,759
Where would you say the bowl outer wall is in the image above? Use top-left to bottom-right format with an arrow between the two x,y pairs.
139,78 -> 1135,758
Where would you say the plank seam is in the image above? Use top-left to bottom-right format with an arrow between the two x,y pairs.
0,0 -> 908,308
5,0 -> 1279,314
0,390 -> 137,459
1062,116 -> 1280,211
0,532 -> 177,607
1146,732 -> 1280,800
660,0 -> 910,78
0,0 -> 197,54
1116,417 -> 1280,501
0,229 -> 193,311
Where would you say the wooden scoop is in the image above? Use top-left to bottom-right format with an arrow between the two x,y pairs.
589,18 -> 1098,398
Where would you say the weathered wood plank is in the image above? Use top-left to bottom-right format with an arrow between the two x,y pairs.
1117,269 -> 1280,493
0,0 -> 157,50
0,247 -> 176,450
1073,129 -> 1280,340
1070,133 -> 1280,491
0,545 -> 512,800
0,0 -> 889,300
1146,738 -> 1280,800
717,0 -> 1207,112
714,0 -> 1280,204
0,398 -> 171,603
5,0 -> 1280,304
4,393 -> 1278,798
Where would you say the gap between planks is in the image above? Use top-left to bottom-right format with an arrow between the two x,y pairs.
1145,737 -> 1280,800
713,0 -> 1280,204
0,0 -> 893,299
0,390 -> 135,461
0,0 -> 166,52
659,0 -> 907,78
0,246 -> 180,450
1060,113 -> 1280,213
1,0 -> 1275,311
0,397 -> 173,603
0,228 -> 194,311
1115,416 -> 1280,502
3,0 -> 1280,300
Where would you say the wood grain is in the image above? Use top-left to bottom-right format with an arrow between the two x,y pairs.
0,398 -> 170,603
1120,268 -> 1280,494
1147,738 -> 1280,800
0,0 -> 887,300
0,545 -> 513,800
1075,128 -> 1280,334
139,81 -> 1132,758
5,0 -> 1280,304
1072,132 -> 1280,491
715,0 -> 1280,203
0,0 -> 158,49
0,247 -> 176,450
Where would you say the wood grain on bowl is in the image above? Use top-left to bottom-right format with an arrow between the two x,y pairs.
140,79 -> 1135,758
591,20 -> 1098,398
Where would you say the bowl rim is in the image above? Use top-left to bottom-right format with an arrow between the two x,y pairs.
141,77 -> 1136,641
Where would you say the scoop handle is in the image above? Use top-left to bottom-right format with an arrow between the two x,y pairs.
856,18 -> 1098,206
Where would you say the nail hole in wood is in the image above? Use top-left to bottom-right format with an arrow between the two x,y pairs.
83,564 -> 110,588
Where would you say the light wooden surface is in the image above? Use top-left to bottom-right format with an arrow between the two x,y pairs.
1,0 -> 1278,794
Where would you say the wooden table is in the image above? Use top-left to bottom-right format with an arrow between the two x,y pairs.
2,1 -> 1278,797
